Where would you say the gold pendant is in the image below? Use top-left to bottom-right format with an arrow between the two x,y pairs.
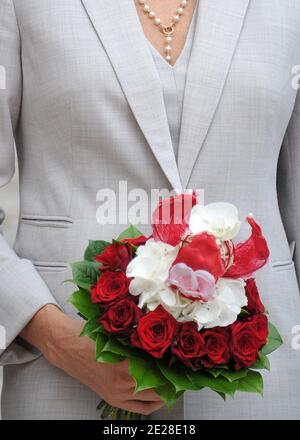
162,25 -> 175,35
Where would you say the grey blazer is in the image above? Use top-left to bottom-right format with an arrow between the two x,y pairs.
1,0 -> 300,420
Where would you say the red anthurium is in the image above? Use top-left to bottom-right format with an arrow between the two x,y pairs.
225,216 -> 270,279
172,232 -> 225,280
152,193 -> 198,246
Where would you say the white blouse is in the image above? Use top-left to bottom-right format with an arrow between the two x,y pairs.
146,2 -> 199,159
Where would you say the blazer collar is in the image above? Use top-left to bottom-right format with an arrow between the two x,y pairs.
80,0 -> 183,192
177,0 -> 250,189
80,0 -> 250,192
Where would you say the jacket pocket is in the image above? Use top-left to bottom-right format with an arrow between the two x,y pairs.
20,214 -> 74,228
33,261 -> 68,272
271,260 -> 295,272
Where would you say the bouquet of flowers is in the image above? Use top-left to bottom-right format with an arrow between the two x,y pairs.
68,194 -> 283,420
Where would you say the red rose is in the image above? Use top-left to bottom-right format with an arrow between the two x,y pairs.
91,271 -> 129,307
249,314 -> 268,347
121,236 -> 148,247
245,278 -> 264,314
172,321 -> 206,369
94,243 -> 132,272
131,305 -> 177,358
201,327 -> 230,368
100,298 -> 143,335
172,232 -> 225,279
230,320 -> 261,370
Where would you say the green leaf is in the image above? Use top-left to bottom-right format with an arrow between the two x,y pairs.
128,357 -> 167,392
86,332 -> 98,342
188,371 -> 238,397
68,289 -> 100,319
156,382 -> 180,411
77,312 -> 88,321
237,370 -> 263,395
92,323 -> 106,334
97,351 -> 125,363
157,361 -> 198,392
96,333 -> 107,356
80,316 -> 101,337
80,318 -> 106,341
250,352 -> 270,371
96,334 -> 124,364
207,368 -> 224,379
261,321 -> 283,355
71,261 -> 101,289
215,391 -> 226,401
84,240 -> 110,262
240,308 -> 251,316
213,363 -> 229,370
103,336 -> 141,358
221,369 -> 248,382
117,225 -> 144,241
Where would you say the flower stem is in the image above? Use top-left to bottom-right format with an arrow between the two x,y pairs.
97,400 -> 142,420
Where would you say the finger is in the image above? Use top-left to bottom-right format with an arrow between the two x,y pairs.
123,399 -> 165,416
130,388 -> 163,402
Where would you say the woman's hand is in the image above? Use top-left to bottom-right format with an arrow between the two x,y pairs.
21,304 -> 164,415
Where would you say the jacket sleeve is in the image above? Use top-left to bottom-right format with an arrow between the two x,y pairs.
0,0 -> 61,366
277,88 -> 300,288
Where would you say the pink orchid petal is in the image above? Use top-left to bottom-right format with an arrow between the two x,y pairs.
168,263 -> 215,302
167,263 -> 198,291
194,270 -> 216,301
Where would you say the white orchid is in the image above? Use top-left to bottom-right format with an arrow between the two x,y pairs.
189,202 -> 241,241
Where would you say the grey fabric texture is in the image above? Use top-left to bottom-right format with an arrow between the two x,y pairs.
147,0 -> 198,158
0,0 -> 300,419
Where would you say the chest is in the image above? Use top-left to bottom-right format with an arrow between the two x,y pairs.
12,0 -> 300,204
16,1 -> 300,100
133,0 -> 198,66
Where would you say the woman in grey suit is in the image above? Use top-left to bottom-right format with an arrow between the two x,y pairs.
1,0 -> 300,420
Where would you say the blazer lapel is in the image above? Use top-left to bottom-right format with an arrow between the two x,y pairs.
80,0 -> 183,192
177,0 -> 250,190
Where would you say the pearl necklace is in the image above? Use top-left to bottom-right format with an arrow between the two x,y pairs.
138,0 -> 190,64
